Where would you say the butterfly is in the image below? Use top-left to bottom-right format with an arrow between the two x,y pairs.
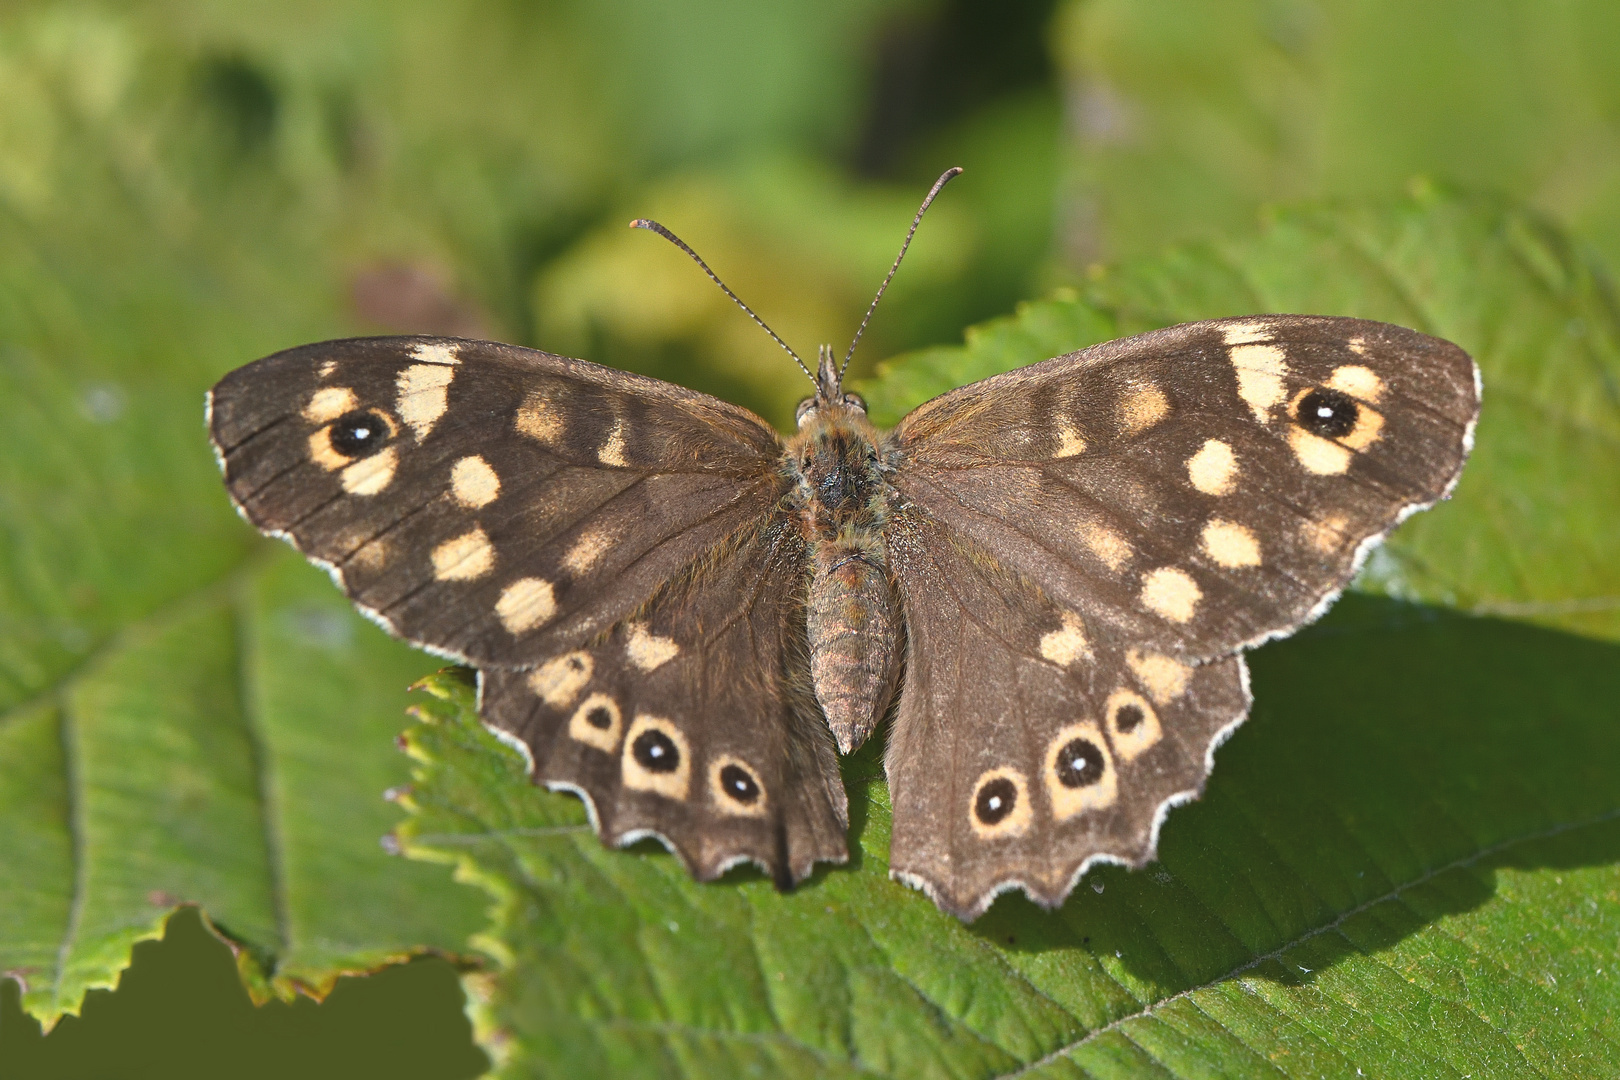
207,171 -> 1479,921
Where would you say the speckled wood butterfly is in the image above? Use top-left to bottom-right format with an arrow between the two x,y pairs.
208,172 -> 1479,920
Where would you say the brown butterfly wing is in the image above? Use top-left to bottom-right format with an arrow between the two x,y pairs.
883,506 -> 1249,919
881,315 -> 1478,918
888,316 -> 1478,659
209,336 -> 785,666
479,519 -> 848,886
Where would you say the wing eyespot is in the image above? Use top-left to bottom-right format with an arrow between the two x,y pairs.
329,409 -> 395,457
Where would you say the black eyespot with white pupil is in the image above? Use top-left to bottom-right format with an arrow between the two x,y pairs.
1296,388 -> 1359,439
974,777 -> 1018,825
329,409 -> 391,456
584,705 -> 613,730
631,729 -> 680,773
1055,738 -> 1106,788
719,764 -> 760,804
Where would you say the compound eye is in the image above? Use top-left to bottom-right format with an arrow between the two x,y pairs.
795,397 -> 818,426
841,392 -> 867,412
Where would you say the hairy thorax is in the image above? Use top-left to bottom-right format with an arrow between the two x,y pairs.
783,404 -> 902,754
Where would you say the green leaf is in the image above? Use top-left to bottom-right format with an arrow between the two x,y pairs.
862,192 -> 1620,643
402,598 -> 1620,1077
1055,0 -> 1620,272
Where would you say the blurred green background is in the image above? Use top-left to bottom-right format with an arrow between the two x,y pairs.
2,0 -> 1618,1074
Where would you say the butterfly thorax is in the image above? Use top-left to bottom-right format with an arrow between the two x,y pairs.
784,402 -> 902,755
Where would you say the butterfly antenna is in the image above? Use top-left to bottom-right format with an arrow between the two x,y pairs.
839,166 -> 963,381
629,217 -> 816,387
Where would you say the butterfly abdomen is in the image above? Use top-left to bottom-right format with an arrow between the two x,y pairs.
806,542 -> 901,755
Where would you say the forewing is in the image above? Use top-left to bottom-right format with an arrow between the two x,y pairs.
480,520 -> 848,886
209,336 -> 786,666
884,507 -> 1249,920
888,316 -> 1479,659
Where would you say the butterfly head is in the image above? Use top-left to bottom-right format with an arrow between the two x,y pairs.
796,344 -> 868,428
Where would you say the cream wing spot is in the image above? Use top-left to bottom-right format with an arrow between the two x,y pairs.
1077,519 -> 1131,572
1126,650 -> 1192,704
1053,424 -> 1088,458
410,342 -> 461,366
1301,512 -> 1350,554
1288,427 -> 1353,475
567,692 -> 622,753
562,528 -> 613,575
1229,343 -> 1289,422
969,767 -> 1032,839
1105,688 -> 1161,761
710,755 -> 768,817
1328,364 -> 1385,404
1141,566 -> 1201,623
622,715 -> 691,800
515,392 -> 564,445
598,419 -> 628,467
1201,518 -> 1262,568
309,428 -> 349,471
1186,438 -> 1238,496
450,455 -> 500,508
529,651 -> 593,708
1044,723 -> 1117,820
497,577 -> 557,634
1039,612 -> 1091,666
396,363 -> 456,439
431,526 -> 495,581
1119,385 -> 1170,435
317,360 -> 338,379
340,446 -> 399,495
1222,320 -> 1274,346
624,621 -> 679,672
348,537 -> 391,572
304,386 -> 357,424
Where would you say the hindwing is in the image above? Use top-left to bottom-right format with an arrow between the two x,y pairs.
479,519 -> 847,886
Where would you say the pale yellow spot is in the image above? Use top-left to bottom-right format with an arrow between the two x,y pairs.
622,715 -> 691,800
497,577 -> 556,634
1186,439 -> 1238,496
348,537 -> 391,573
1201,518 -> 1262,569
340,446 -> 398,495
1328,364 -> 1384,404
396,363 -> 455,439
515,392 -> 564,445
624,621 -> 679,671
1044,723 -> 1117,820
411,342 -> 461,366
1078,519 -> 1132,572
317,360 -> 338,379
309,429 -> 348,471
968,767 -> 1033,839
304,386 -> 356,424
450,455 -> 500,508
1347,336 -> 1369,356
710,755 -> 768,817
1222,320 -> 1274,346
1141,567 -> 1201,623
1230,343 -> 1289,423
562,528 -> 613,575
1054,424 -> 1087,458
529,652 -> 594,708
1126,650 -> 1192,704
1039,612 -> 1091,666
1105,688 -> 1161,761
432,526 -> 495,581
1288,427 -> 1353,475
1301,513 -> 1350,554
568,693 -> 622,753
1119,385 -> 1170,435
598,419 -> 628,467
